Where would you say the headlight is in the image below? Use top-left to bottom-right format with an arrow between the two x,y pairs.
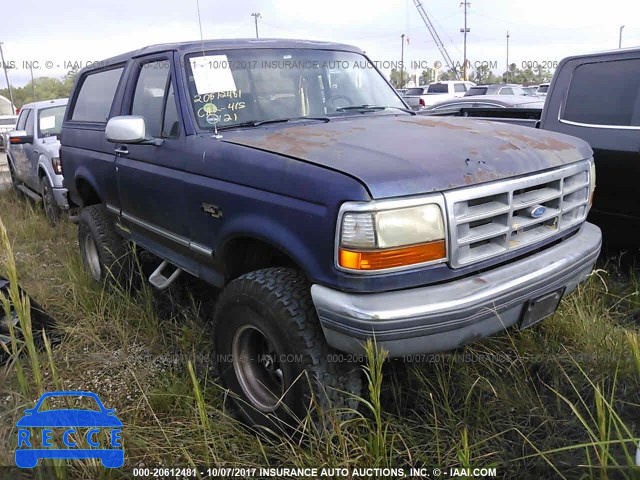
338,202 -> 446,272
589,159 -> 596,207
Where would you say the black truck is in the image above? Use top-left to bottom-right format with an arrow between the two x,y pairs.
424,47 -> 640,238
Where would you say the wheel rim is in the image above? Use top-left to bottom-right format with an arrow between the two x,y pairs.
84,234 -> 102,281
232,325 -> 285,412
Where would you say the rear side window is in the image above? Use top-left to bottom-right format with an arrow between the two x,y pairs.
563,59 -> 640,126
454,83 -> 466,93
71,67 -> 124,122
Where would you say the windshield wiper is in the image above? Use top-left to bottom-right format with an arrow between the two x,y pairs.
336,105 -> 416,115
214,117 -> 330,131
253,116 -> 331,126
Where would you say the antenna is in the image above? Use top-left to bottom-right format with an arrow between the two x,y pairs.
195,0 -> 206,57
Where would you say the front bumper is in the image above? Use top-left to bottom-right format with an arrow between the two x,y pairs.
52,187 -> 69,210
311,222 -> 602,357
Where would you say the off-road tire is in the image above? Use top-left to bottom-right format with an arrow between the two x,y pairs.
40,176 -> 61,225
212,267 -> 362,431
78,204 -> 133,288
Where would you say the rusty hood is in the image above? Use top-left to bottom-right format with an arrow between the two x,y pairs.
220,114 -> 593,199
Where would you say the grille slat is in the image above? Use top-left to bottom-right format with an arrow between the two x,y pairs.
445,161 -> 591,268
458,222 -> 510,245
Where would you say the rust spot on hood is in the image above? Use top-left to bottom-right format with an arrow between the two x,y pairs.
493,130 -> 574,151
464,170 -> 503,185
399,116 -> 479,131
238,125 -> 370,157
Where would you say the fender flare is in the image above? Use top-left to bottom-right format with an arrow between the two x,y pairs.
37,156 -> 56,187
73,165 -> 103,205
217,213 -> 325,281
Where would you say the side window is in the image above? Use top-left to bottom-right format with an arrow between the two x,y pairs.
499,87 -> 514,95
24,110 -> 34,136
454,83 -> 466,93
162,83 -> 180,138
131,60 -> 172,138
563,59 -> 640,126
71,67 -> 124,122
16,109 -> 29,130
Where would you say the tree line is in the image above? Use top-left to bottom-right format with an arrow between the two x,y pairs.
390,63 -> 552,88
0,69 -> 78,110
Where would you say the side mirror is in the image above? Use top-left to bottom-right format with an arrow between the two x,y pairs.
105,116 -> 162,146
9,130 -> 33,145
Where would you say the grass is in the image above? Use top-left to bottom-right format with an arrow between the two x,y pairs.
0,189 -> 639,479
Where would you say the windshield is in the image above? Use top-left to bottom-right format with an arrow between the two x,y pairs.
184,49 -> 405,130
427,83 -> 449,93
537,84 -> 549,93
38,106 -> 65,137
405,88 -> 424,95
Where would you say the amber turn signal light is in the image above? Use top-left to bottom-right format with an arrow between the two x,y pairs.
338,240 -> 446,271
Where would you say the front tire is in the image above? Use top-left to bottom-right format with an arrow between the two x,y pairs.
40,176 -> 61,225
212,267 -> 362,430
78,204 -> 133,287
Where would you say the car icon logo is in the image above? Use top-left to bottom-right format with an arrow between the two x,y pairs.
15,391 -> 124,468
526,205 -> 546,219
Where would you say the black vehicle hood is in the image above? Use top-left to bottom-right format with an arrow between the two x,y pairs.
220,114 -> 592,199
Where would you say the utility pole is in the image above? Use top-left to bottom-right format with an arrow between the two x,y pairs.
0,42 -> 16,115
619,25 -> 625,48
460,1 -> 470,81
506,31 -> 510,83
29,63 -> 37,102
400,33 -> 405,88
251,12 -> 261,39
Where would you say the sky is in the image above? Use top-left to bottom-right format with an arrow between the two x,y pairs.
1,0 -> 639,87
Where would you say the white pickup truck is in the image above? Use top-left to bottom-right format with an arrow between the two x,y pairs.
403,80 -> 475,110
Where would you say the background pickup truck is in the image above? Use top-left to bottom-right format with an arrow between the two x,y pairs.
61,39 -> 601,429
6,98 -> 69,224
421,47 -> 640,240
402,81 -> 475,110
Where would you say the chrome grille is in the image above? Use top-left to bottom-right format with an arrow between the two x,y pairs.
445,161 -> 591,268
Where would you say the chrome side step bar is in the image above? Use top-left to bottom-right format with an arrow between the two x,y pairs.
148,261 -> 182,290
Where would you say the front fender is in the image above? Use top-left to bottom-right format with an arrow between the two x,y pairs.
217,213 -> 325,281
5,150 -> 16,172
72,165 -> 103,205
37,155 -> 59,188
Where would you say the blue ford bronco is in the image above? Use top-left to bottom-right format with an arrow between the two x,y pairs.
61,39 -> 602,426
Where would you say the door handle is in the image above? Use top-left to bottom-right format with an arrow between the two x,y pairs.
114,146 -> 129,155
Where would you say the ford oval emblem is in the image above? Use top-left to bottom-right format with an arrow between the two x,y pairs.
527,205 -> 546,218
